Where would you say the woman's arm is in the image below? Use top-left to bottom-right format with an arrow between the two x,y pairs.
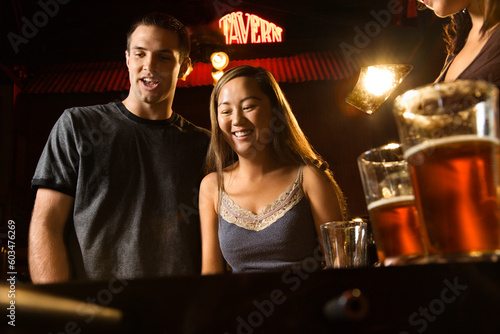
199,173 -> 225,275
302,165 -> 344,241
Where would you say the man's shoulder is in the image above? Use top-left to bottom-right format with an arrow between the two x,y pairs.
63,102 -> 118,117
57,102 -> 122,129
172,113 -> 211,138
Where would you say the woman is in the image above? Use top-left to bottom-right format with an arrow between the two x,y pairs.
418,0 -> 500,83
199,65 -> 347,274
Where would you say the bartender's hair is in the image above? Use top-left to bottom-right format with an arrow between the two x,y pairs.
444,0 -> 500,54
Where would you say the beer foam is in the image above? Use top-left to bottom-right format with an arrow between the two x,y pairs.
404,135 -> 500,160
368,195 -> 415,211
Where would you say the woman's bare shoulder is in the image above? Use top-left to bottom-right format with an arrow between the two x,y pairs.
302,164 -> 331,183
200,172 -> 218,192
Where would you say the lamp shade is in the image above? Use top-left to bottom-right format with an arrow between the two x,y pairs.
346,64 -> 413,114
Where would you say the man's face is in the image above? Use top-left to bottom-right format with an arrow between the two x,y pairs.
125,25 -> 189,107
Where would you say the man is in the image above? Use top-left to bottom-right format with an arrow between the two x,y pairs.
28,12 -> 210,283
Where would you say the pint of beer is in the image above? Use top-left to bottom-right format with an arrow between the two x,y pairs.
358,144 -> 429,265
393,80 -> 500,262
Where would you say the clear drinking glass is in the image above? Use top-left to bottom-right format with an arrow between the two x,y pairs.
321,221 -> 367,269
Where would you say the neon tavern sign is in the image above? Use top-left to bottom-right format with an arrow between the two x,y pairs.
219,12 -> 284,45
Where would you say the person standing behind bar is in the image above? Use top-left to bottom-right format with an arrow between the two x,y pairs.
28,12 -> 210,283
199,65 -> 347,274
418,0 -> 500,85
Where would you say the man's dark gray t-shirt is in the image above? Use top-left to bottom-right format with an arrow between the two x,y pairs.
32,101 -> 210,281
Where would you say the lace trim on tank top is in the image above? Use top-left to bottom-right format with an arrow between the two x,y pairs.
220,167 -> 304,231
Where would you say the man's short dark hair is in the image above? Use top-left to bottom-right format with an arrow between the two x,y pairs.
127,12 -> 190,63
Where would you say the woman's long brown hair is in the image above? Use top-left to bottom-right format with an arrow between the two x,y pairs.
206,65 -> 348,219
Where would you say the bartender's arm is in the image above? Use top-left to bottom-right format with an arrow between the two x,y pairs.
28,188 -> 74,284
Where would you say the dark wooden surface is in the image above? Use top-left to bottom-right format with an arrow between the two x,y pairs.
3,262 -> 499,334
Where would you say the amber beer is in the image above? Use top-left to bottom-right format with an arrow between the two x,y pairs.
368,196 -> 427,264
406,135 -> 500,257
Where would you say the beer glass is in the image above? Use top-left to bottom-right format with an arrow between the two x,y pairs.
358,143 -> 429,265
393,80 -> 500,262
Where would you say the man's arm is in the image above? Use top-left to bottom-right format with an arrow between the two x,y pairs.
28,188 -> 74,284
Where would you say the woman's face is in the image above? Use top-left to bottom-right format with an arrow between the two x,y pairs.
418,0 -> 472,17
217,76 -> 275,158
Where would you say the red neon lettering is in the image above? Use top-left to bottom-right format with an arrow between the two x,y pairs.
250,14 -> 260,43
238,13 -> 250,44
272,25 -> 283,42
230,12 -> 241,44
219,12 -> 283,45
219,15 -> 230,44
261,19 -> 271,43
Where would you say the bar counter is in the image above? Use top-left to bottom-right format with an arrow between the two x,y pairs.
2,262 -> 499,333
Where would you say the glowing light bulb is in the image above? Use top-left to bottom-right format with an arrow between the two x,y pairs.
211,52 -> 229,70
346,64 -> 413,114
364,67 -> 395,96
211,70 -> 224,84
